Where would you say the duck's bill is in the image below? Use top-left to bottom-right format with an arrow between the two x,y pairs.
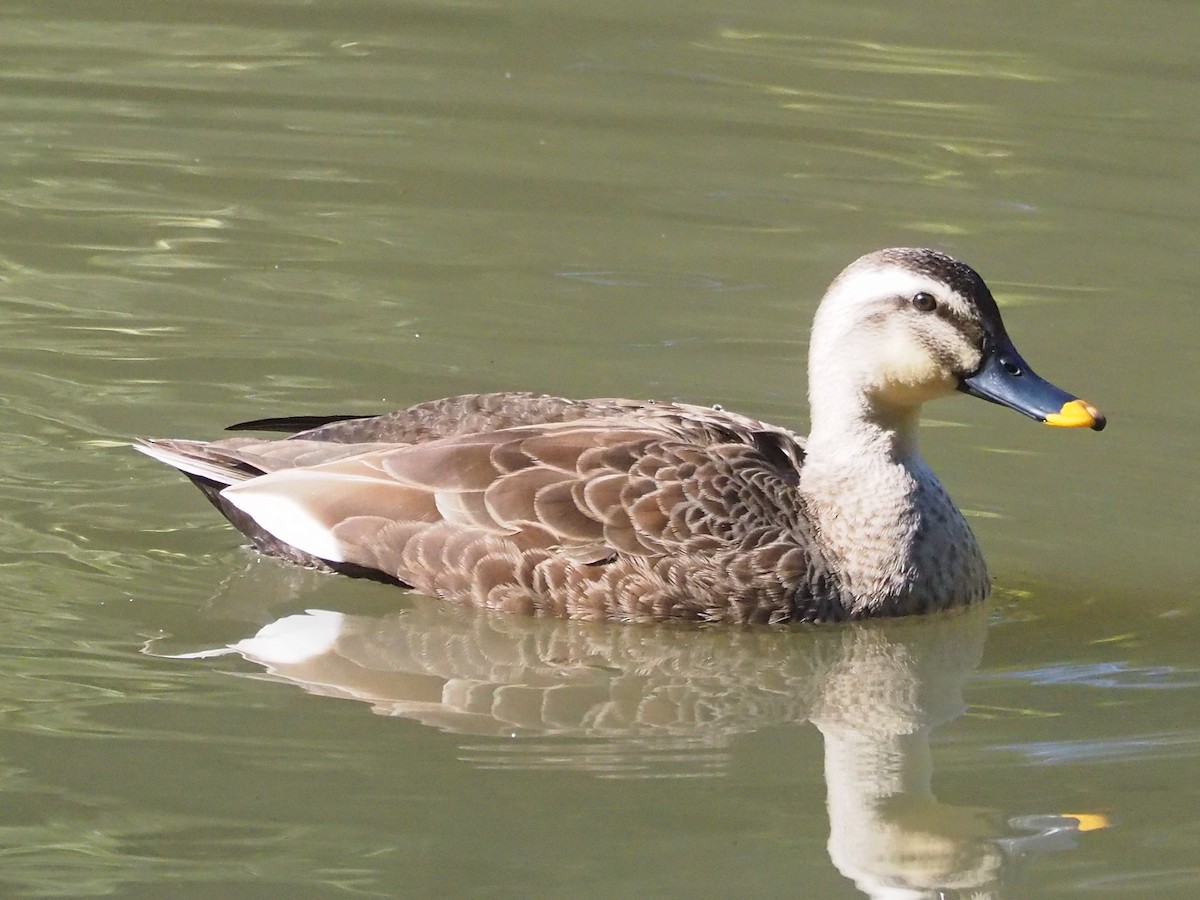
958,336 -> 1106,431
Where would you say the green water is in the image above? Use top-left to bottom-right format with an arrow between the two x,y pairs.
1,1 -> 1197,896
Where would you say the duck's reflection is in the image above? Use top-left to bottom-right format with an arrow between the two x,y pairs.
168,595 -> 1102,898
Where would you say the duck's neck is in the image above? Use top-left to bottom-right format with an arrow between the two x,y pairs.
806,396 -> 921,464
800,401 -> 988,616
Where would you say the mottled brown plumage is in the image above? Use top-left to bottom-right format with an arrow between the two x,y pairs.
144,398 -> 841,623
136,249 -> 1104,623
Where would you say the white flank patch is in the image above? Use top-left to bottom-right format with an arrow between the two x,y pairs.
231,610 -> 346,665
222,474 -> 348,562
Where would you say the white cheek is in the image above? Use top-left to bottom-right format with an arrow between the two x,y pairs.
872,329 -> 959,407
881,330 -> 942,386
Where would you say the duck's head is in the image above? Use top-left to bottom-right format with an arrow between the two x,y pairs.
807,248 -> 1105,437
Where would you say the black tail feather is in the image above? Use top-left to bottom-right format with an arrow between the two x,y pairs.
226,414 -> 372,433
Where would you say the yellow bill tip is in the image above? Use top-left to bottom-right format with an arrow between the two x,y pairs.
1061,812 -> 1112,832
1045,399 -> 1106,432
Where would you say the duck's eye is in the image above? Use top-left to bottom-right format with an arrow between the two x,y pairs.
912,291 -> 937,312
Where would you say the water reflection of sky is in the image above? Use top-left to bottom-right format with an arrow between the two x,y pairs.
996,733 -> 1200,765
982,662 -> 1200,689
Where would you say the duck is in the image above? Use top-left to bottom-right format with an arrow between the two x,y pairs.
135,248 -> 1104,624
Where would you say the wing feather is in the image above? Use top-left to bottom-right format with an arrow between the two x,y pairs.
141,395 -> 819,620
